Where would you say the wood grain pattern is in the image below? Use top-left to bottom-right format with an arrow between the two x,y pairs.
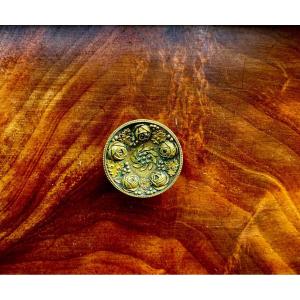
0,26 -> 300,274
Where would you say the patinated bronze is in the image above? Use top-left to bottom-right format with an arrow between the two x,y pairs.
103,119 -> 183,197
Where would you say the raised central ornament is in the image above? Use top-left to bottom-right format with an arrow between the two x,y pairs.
103,119 -> 183,198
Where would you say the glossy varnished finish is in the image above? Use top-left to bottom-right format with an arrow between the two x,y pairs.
0,26 -> 300,274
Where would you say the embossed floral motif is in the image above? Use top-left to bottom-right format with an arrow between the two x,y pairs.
104,120 -> 183,197
131,144 -> 158,171
150,170 -> 169,190
159,140 -> 177,159
134,124 -> 151,141
139,177 -> 151,190
108,141 -> 128,161
106,160 -> 123,178
122,173 -> 139,191
116,128 -> 135,146
151,129 -> 166,144
165,159 -> 179,176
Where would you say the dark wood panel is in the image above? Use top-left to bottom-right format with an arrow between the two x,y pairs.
0,26 -> 299,274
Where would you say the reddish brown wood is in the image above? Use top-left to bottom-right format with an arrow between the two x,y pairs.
0,26 -> 299,274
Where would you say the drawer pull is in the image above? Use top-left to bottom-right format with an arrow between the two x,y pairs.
103,119 -> 183,198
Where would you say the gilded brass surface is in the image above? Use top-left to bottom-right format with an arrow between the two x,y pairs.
103,119 -> 183,198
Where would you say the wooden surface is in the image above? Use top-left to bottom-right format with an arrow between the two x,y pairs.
0,26 -> 300,274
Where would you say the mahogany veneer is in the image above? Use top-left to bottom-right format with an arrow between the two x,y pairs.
0,26 -> 299,274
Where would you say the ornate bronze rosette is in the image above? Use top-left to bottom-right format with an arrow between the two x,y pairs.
103,119 -> 183,198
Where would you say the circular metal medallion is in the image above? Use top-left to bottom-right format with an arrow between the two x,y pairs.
103,119 -> 183,198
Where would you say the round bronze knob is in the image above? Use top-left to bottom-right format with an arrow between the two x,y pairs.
103,119 -> 183,198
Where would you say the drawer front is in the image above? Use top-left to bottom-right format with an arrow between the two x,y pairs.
0,26 -> 299,274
